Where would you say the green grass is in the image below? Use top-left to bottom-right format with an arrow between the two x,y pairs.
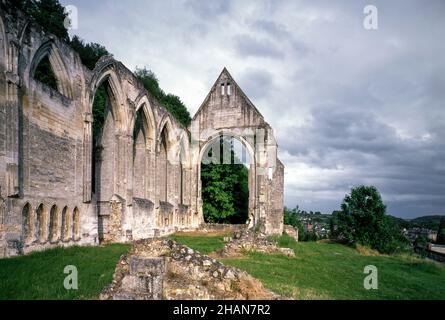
0,244 -> 130,300
169,234 -> 226,254
172,233 -> 445,300
3,234 -> 444,300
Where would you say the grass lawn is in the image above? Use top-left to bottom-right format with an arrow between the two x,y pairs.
0,244 -> 130,300
169,233 -> 226,254
171,233 -> 445,300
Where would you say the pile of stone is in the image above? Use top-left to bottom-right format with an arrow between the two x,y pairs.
100,238 -> 280,300
215,228 -> 295,258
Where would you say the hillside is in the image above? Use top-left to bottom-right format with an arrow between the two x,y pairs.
172,233 -> 445,300
408,215 -> 444,230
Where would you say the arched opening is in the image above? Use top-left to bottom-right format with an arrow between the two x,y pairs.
22,203 -> 33,245
61,206 -> 71,241
200,135 -> 251,224
29,42 -> 73,98
73,207 -> 80,241
92,79 -> 117,204
33,55 -> 58,91
35,204 -> 47,242
179,162 -> 183,205
0,15 -> 7,86
178,138 -> 188,206
49,205 -> 59,242
158,126 -> 169,203
132,106 -> 153,199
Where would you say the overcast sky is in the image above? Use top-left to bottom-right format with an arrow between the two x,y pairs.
61,0 -> 445,218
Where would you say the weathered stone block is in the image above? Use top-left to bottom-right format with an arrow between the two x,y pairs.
130,256 -> 166,276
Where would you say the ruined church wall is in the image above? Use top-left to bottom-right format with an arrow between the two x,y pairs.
0,4 -> 99,256
0,2 -> 197,257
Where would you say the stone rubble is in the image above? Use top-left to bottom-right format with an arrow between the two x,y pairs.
100,238 -> 282,300
215,229 -> 295,258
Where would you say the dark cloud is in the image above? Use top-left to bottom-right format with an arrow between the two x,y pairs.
238,68 -> 274,100
233,34 -> 284,59
251,19 -> 289,39
185,0 -> 231,17
279,104 -> 445,217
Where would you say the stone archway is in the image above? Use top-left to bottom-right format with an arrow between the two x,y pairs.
197,132 -> 255,225
191,68 -> 284,234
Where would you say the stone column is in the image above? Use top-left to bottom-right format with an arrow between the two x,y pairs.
4,41 -> 20,197
82,112 -> 92,202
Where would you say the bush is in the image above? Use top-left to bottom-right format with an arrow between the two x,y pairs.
283,206 -> 306,241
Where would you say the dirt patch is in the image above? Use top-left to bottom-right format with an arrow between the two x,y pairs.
355,244 -> 384,257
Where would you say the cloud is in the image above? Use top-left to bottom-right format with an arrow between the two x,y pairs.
185,0 -> 232,18
232,34 -> 284,59
238,68 -> 274,100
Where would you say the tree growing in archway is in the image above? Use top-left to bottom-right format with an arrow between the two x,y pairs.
201,137 -> 249,224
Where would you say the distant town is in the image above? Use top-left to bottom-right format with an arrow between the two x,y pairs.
284,207 -> 445,262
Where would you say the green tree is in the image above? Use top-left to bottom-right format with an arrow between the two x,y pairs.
134,67 -> 191,127
34,55 -> 58,90
201,163 -> 248,223
437,218 -> 445,245
284,206 -> 306,241
70,35 -> 110,70
201,137 -> 249,224
333,185 -> 409,253
13,0 -> 69,41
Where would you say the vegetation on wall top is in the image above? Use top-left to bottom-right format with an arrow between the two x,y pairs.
134,67 -> 192,128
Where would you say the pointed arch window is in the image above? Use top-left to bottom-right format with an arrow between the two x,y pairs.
34,55 -> 58,91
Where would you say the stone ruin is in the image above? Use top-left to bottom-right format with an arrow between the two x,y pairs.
100,237 -> 283,300
0,0 -> 284,257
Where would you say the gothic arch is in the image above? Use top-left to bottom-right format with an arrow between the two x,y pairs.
197,132 -> 256,222
132,95 -> 156,150
88,59 -> 127,204
73,207 -> 80,241
178,130 -> 191,205
89,59 -> 127,131
156,115 -> 175,203
132,95 -> 157,200
28,40 -> 74,98
35,203 -> 47,243
179,130 -> 191,166
0,13 -> 7,68
49,204 -> 59,242
197,130 -> 256,167
61,206 -> 71,241
156,114 -> 175,155
22,203 -> 33,245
